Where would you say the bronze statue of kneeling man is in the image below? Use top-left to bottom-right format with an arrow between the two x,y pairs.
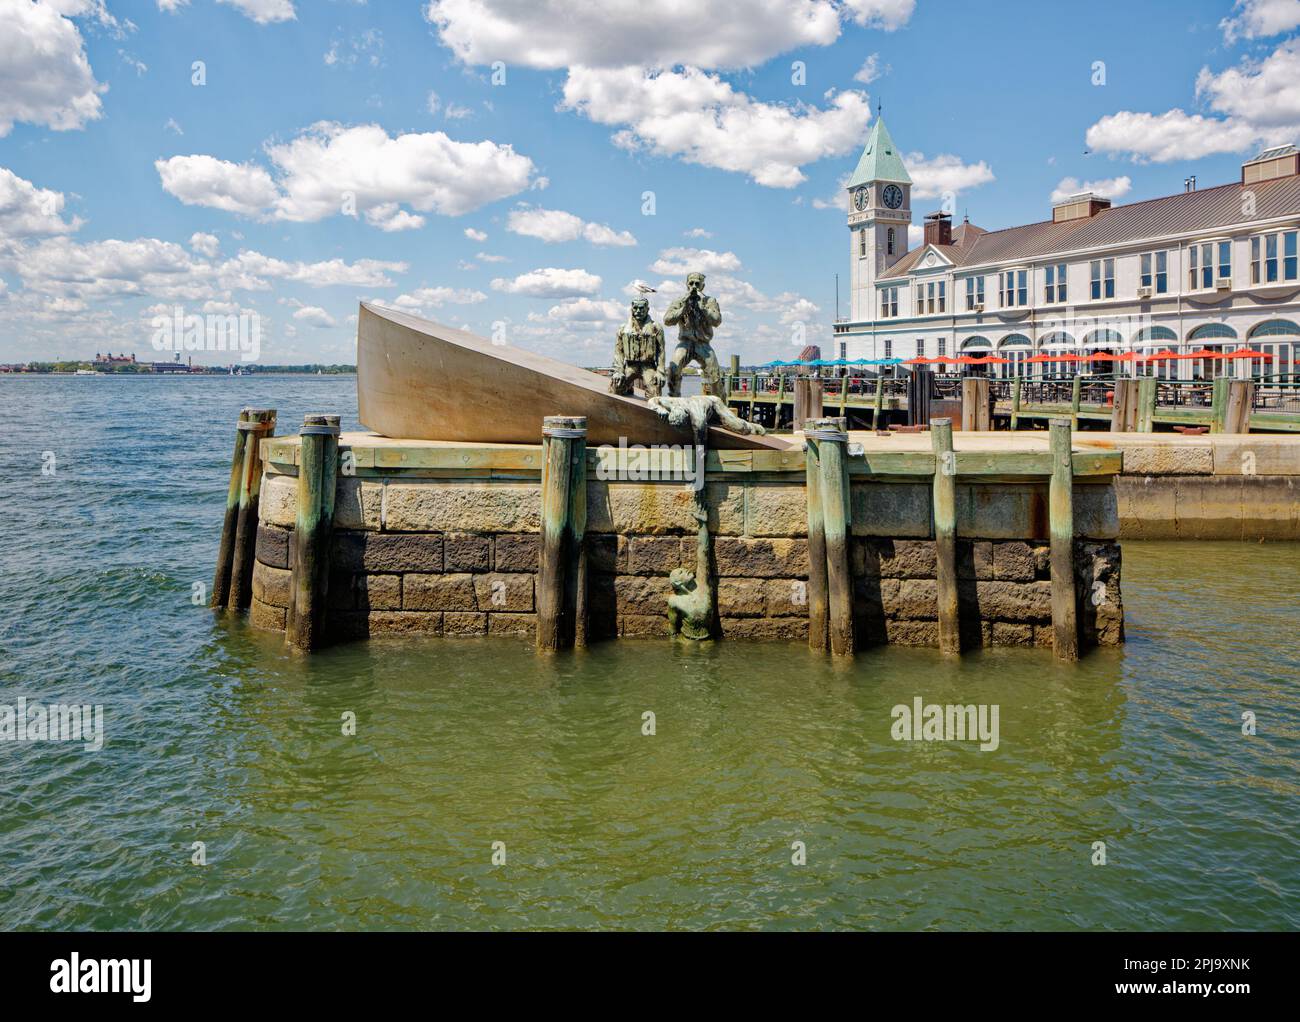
608,297 -> 664,398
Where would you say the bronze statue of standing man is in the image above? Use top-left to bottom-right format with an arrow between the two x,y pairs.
664,271 -> 724,397
609,297 -> 665,398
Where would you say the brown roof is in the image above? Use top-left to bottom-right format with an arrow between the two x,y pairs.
880,174 -> 1300,280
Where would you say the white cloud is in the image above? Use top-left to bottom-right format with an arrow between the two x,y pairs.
464,227 -> 487,241
683,227 -> 712,239
1085,40 -> 1300,162
907,153 -> 996,200
536,297 -> 625,323
1221,0 -> 1300,43
649,247 -> 742,276
0,168 -> 83,239
424,0 -> 845,70
386,286 -> 487,316
854,53 -> 884,85
476,251 -> 508,262
217,0 -> 296,24
506,205 -> 636,246
562,67 -> 872,187
189,232 -> 221,258
0,0 -> 106,137
293,305 -> 337,328
157,122 -> 538,224
155,155 -> 280,216
491,267 -> 602,298
842,0 -> 915,31
1050,176 -> 1132,204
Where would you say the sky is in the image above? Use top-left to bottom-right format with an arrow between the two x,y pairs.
2,0 -> 1300,366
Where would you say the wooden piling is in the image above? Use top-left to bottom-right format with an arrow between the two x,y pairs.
1069,376 -> 1083,429
1048,418 -> 1078,660
961,377 -> 990,431
803,421 -> 829,652
211,409 -> 250,609
873,376 -> 885,429
930,418 -> 960,654
226,408 -> 276,611
810,417 -> 854,656
1009,378 -> 1022,431
1223,379 -> 1253,434
537,416 -> 587,652
286,414 -> 340,651
1137,376 -> 1158,433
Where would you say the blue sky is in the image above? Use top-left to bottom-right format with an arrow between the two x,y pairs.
2,0 -> 1299,364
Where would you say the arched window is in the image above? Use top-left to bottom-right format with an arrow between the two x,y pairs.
1083,328 -> 1125,348
1188,323 -> 1237,341
1133,325 -> 1177,343
960,335 -> 992,350
998,334 -> 1032,379
998,333 -> 1032,348
1248,319 -> 1300,339
887,227 -> 895,256
1038,331 -> 1076,348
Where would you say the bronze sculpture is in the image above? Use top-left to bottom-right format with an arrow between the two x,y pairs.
608,297 -> 664,398
663,271 -> 724,398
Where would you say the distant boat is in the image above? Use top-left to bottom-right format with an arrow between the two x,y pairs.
74,369 -> 101,376
356,302 -> 787,450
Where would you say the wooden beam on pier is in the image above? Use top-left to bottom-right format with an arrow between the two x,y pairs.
962,377 -> 991,431
809,417 -> 854,656
227,408 -> 276,611
930,418 -> 960,654
1009,378 -> 1022,431
537,415 -> 588,652
286,414 -> 339,650
803,421 -> 829,653
1049,418 -> 1079,660
211,409 -> 250,609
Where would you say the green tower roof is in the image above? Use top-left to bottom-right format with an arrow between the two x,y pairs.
847,117 -> 912,188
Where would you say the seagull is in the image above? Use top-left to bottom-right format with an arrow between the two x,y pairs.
632,281 -> 657,295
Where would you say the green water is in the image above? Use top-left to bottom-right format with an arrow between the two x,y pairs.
0,376 -> 1296,930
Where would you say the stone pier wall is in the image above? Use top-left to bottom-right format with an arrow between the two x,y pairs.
248,439 -> 1124,648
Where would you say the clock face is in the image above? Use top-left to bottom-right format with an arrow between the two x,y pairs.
883,184 -> 904,210
853,188 -> 868,211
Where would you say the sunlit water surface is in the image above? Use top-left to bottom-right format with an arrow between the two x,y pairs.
0,375 -> 1296,930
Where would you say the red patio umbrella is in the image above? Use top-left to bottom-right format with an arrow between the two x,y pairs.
1222,348 -> 1274,360
958,354 -> 1010,364
1137,349 -> 1179,361
1182,347 -> 1225,359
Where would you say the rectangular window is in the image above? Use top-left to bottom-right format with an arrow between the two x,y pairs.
1156,251 -> 1167,293
1090,260 -> 1101,300
884,339 -> 892,358
938,281 -> 946,313
1249,230 -> 1298,284
880,286 -> 899,319
859,229 -> 867,257
1287,231 -> 1298,280
1018,270 -> 1028,306
916,338 -> 925,357
999,269 -> 1027,307
1045,263 -> 1066,303
1251,236 -> 1261,284
965,276 -> 984,310
938,338 -> 946,357
926,281 -> 936,314
1218,241 -> 1231,282
1140,252 -> 1168,294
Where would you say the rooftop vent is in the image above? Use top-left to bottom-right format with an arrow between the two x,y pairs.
923,210 -> 952,247
1052,192 -> 1111,223
1243,144 -> 1300,185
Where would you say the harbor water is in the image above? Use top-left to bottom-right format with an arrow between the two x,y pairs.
0,375 -> 1296,930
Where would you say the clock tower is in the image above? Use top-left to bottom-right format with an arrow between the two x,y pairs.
846,116 -> 912,322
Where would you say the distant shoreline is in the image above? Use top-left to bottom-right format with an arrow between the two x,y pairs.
0,369 -> 359,377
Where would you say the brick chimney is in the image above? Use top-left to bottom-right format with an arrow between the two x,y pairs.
923,210 -> 952,246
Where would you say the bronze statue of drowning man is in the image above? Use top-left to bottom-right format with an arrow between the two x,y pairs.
664,271 -> 725,398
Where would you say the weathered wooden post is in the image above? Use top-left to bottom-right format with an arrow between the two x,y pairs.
286,414 -> 339,651
1109,378 -> 1132,432
1070,376 -> 1083,428
873,375 -> 885,429
1137,376 -> 1158,433
793,377 -> 809,432
961,377 -> 991,431
804,421 -> 829,652
810,417 -> 854,655
1009,378 -> 1023,431
1048,418 -> 1078,660
1223,379 -> 1253,433
931,418 -> 960,654
536,416 -> 587,652
211,408 -> 250,608
226,408 -> 276,611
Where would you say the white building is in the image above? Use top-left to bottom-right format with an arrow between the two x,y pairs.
836,118 -> 1300,381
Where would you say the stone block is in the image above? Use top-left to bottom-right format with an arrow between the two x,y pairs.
953,482 -> 1118,540
444,612 -> 488,636
404,573 -> 478,611
887,578 -> 938,620
956,540 -> 994,581
1212,439 -> 1300,477
621,614 -> 668,638
851,482 -> 932,538
488,613 -> 536,637
335,477 -> 382,530
328,611 -> 443,639
626,535 -> 690,575
992,541 -> 1036,582
255,524 -> 290,569
258,472 -> 298,528
1114,475 -> 1178,539
249,597 -> 285,631
614,576 -> 668,615
764,578 -> 809,617
586,534 -> 623,573
991,622 -> 1034,647
474,573 -> 534,612
353,573 -> 401,611
1120,443 -> 1212,476
333,532 -> 443,574
493,532 -> 540,572
444,533 -> 491,572
717,577 -> 766,617
877,539 -> 937,579
588,480 -> 743,535
713,537 -> 808,578
720,617 -> 807,641
251,561 -> 291,608
384,483 -> 541,533
886,619 -> 939,647
327,572 -> 354,610
971,580 -> 1052,623
745,483 -> 808,537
